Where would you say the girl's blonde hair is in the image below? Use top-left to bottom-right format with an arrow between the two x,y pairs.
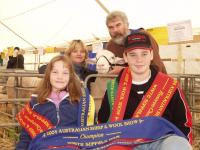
35,55 -> 82,103
66,39 -> 88,62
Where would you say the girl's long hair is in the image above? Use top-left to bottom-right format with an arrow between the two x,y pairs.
35,55 -> 82,103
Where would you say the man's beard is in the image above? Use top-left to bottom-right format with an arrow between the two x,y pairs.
112,36 -> 125,45
112,32 -> 128,45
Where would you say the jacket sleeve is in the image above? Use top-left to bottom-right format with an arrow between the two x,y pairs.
7,57 -> 17,68
168,87 -> 192,143
15,99 -> 37,149
15,128 -> 32,150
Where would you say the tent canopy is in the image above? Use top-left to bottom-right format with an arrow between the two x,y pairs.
0,0 -> 200,50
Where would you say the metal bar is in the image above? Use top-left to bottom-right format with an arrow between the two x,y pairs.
0,111 -> 13,118
84,73 -> 117,88
0,98 -> 29,102
0,73 -> 44,77
0,123 -> 19,127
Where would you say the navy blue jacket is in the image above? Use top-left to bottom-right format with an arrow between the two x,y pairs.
16,95 -> 79,150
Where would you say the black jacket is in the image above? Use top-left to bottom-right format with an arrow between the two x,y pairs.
7,55 -> 24,69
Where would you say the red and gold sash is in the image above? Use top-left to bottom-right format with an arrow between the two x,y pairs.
16,103 -> 54,138
110,68 -> 132,122
109,67 -> 178,122
133,72 -> 178,118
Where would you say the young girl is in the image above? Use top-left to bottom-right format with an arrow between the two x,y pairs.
16,55 -> 95,149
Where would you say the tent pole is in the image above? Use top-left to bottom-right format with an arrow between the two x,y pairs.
0,20 -> 36,49
95,0 -> 110,14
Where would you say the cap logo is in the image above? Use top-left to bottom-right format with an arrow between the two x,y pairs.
128,35 -> 147,45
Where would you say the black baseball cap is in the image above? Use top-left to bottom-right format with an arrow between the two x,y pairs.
124,32 -> 152,52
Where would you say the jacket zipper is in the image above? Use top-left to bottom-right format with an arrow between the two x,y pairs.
55,96 -> 68,126
56,103 -> 60,126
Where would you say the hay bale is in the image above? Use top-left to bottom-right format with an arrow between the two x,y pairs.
20,77 -> 42,88
6,77 -> 41,98
6,77 -> 16,98
0,86 -> 6,94
0,137 -> 15,150
0,93 -> 7,99
18,88 -> 36,98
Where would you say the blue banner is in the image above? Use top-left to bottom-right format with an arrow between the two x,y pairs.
28,117 -> 186,150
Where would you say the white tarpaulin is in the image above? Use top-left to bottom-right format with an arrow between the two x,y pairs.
0,0 -> 200,50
